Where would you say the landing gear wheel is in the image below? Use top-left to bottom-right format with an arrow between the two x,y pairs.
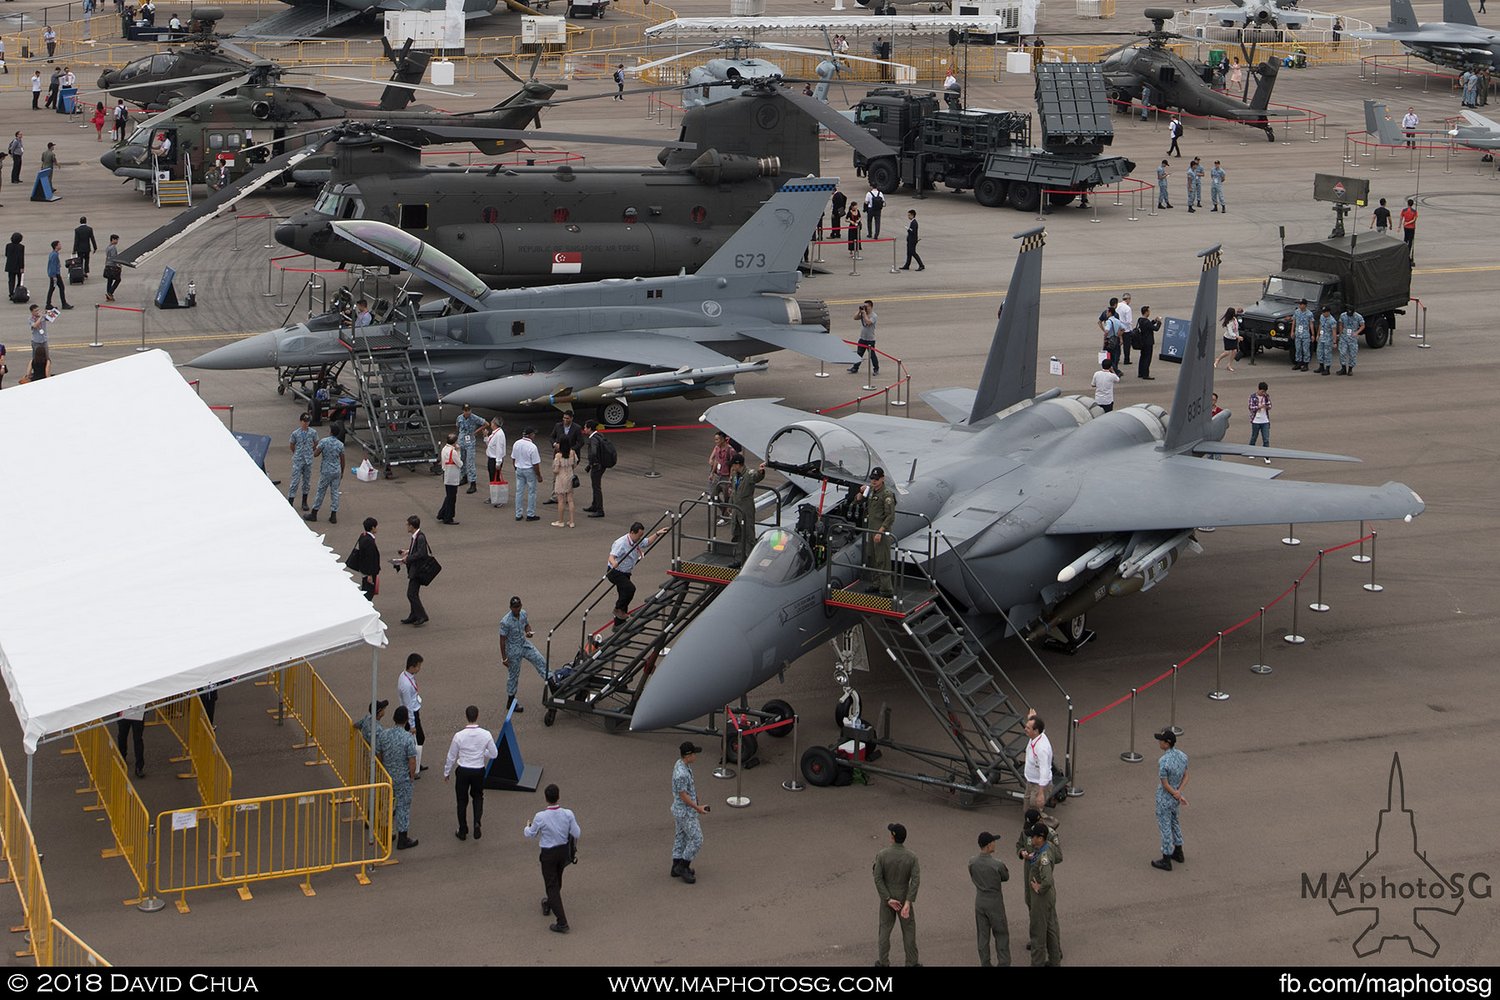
543,708 -> 557,727
724,730 -> 758,764
1007,182 -> 1040,213
974,177 -> 1005,208
277,382 -> 286,396
801,746 -> 839,787
866,157 -> 899,195
597,399 -> 629,428
1263,126 -> 1277,142
760,699 -> 796,738
834,695 -> 855,730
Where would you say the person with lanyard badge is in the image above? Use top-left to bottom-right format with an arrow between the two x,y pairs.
1150,729 -> 1190,871
524,784 -> 581,934
443,705 -> 498,842
456,403 -> 485,494
1315,306 -> 1337,376
1291,299 -> 1315,371
287,413 -> 316,510
396,653 -> 428,774
305,421 -> 345,523
606,521 -> 671,630
498,595 -> 549,714
397,517 -> 433,626
484,416 -> 507,503
437,433 -> 461,525
1209,161 -> 1226,213
670,742 -> 708,884
1401,107 -> 1419,149
511,427 -> 542,522
1115,294 -> 1134,367
1338,307 -> 1364,376
1156,160 -> 1172,210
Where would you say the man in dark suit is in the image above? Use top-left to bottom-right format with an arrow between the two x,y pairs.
830,188 -> 847,242
545,411 -> 582,506
399,515 -> 431,626
348,517 -> 381,601
1135,306 -> 1160,380
900,210 -> 924,271
72,217 -> 97,275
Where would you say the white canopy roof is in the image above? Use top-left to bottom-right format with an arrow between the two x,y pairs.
0,351 -> 385,752
645,14 -> 1032,39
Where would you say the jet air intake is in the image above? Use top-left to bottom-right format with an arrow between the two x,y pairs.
688,150 -> 781,185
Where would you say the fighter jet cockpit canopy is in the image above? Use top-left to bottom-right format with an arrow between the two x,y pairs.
328,220 -> 489,311
738,528 -> 816,584
767,419 -> 883,488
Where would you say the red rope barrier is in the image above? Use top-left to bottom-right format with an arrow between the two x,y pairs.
98,304 -> 145,314
235,214 -> 273,221
816,377 -> 911,415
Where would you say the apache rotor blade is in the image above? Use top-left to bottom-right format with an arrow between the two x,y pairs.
130,73 -> 251,135
318,74 -> 476,98
103,70 -> 242,93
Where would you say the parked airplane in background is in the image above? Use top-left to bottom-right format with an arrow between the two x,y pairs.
1348,0 -> 1500,72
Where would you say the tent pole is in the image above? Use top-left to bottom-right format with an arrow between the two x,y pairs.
369,647 -> 379,845
25,751 -> 34,823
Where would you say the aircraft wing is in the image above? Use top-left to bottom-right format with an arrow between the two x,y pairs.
740,326 -> 860,365
1047,453 -> 1423,533
1460,109 -> 1500,131
521,331 -> 739,370
919,388 -> 978,424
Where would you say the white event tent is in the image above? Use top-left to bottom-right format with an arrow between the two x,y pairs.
0,351 -> 385,812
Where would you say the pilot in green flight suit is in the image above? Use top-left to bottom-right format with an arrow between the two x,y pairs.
1025,824 -> 1062,966
729,454 -> 765,565
863,467 -> 897,597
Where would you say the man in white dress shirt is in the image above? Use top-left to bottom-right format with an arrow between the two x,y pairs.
397,653 -> 427,774
511,427 -> 542,522
443,705 -> 498,841
1023,710 -> 1055,822
524,783 -> 581,933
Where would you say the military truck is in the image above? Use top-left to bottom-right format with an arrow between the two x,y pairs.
849,65 -> 1136,212
1238,234 -> 1412,357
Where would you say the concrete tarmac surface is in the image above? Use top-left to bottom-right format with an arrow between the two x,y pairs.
0,0 -> 1496,969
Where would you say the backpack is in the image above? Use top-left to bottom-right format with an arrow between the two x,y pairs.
597,434 -> 618,469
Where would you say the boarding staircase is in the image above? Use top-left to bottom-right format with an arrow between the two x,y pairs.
342,331 -> 437,470
236,5 -> 361,40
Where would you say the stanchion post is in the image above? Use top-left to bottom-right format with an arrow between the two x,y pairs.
1310,550 -> 1331,612
136,821 -> 166,913
1352,519 -> 1371,563
1168,664 -> 1182,735
232,214 -> 242,253
713,713 -> 734,780
644,426 -> 663,480
1285,580 -> 1307,644
815,359 -> 829,379
1120,689 -> 1144,763
1363,530 -> 1383,592
1282,522 -> 1300,546
92,304 -> 102,348
264,216 -> 275,250
1208,631 -> 1229,700
1067,716 -> 1083,796
135,308 -> 148,353
890,359 -> 907,407
275,268 -> 289,307
727,725 -> 750,808
782,715 -> 804,792
1250,607 -> 1272,674
263,256 -> 275,297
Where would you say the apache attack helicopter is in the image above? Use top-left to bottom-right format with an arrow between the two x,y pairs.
1090,8 -> 1297,140
271,81 -> 827,282
99,51 -> 558,186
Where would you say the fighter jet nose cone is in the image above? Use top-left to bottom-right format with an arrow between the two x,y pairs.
274,223 -> 301,248
631,608 -> 755,732
187,330 -> 286,370
99,149 -> 119,171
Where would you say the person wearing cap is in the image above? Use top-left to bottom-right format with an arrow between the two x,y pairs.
306,421 -> 347,525
347,517 -> 381,601
1024,823 -> 1061,965
670,742 -> 708,884
1015,808 -> 1063,929
456,403 -> 486,494
524,783 -> 581,934
498,596 -> 549,714
1291,299 -> 1315,372
1337,306 -> 1364,377
728,455 -> 766,565
355,699 -> 388,745
607,521 -> 672,629
1116,293 -> 1135,366
873,822 -> 920,966
287,412 -> 317,512
377,706 -> 420,850
1151,729 -> 1189,871
862,467 -> 897,598
443,705 -> 499,841
970,831 -> 1010,966
1315,306 -> 1337,376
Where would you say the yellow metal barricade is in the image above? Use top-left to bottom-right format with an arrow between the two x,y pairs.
153,696 -> 232,804
155,783 -> 392,910
0,747 -> 110,966
274,661 -> 392,792
71,727 -> 151,901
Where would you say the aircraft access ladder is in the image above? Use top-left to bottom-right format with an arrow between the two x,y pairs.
341,330 -> 438,471
808,526 -> 1073,806
541,494 -> 792,742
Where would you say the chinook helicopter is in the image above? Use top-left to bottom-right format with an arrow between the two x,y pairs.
99,51 -> 558,186
272,81 -> 826,281
1091,8 -> 1298,140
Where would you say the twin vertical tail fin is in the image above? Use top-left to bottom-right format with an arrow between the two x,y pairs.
966,227 -> 1044,424
1162,245 -> 1222,453
1364,99 -> 1405,144
1390,0 -> 1419,31
1443,0 -> 1479,27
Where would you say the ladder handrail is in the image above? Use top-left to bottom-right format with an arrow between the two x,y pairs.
544,510 -> 677,668
930,529 -> 1075,783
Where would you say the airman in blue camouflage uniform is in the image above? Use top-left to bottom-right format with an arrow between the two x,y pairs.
498,596 -> 549,712
670,741 -> 707,884
288,413 -> 317,510
306,424 -> 345,524
1337,308 -> 1364,376
1316,307 -> 1337,376
1291,300 -> 1315,371
456,404 -> 486,493
1151,729 -> 1189,871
